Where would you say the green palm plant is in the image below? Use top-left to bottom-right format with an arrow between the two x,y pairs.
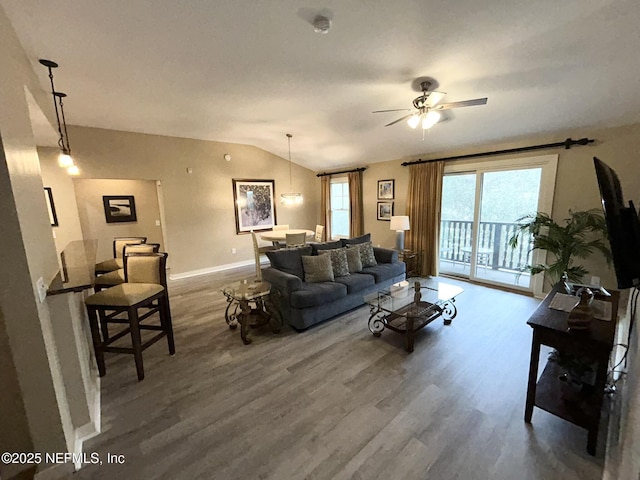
508,209 -> 612,286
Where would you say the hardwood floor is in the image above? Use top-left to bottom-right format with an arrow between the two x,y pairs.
72,267 -> 607,480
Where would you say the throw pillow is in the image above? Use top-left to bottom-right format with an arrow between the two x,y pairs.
341,233 -> 371,248
302,255 -> 335,283
311,240 -> 343,255
348,241 -> 377,268
265,246 -> 313,279
318,248 -> 350,277
345,246 -> 363,273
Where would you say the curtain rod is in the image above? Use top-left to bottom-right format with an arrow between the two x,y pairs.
401,137 -> 595,167
316,167 -> 367,177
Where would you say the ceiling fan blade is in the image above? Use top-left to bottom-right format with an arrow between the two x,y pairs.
385,113 -> 415,127
426,91 -> 446,107
372,108 -> 413,113
436,97 -> 488,110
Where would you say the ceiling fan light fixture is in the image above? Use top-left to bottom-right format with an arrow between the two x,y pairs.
422,110 -> 441,129
407,114 -> 421,129
67,164 -> 80,176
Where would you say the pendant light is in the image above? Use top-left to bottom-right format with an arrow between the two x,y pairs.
280,133 -> 303,205
39,59 -> 79,175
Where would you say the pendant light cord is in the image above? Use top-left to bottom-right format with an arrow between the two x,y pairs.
287,133 -> 293,191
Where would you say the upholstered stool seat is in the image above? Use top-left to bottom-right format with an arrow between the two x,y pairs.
85,251 -> 174,381
95,236 -> 147,274
94,269 -> 125,291
86,283 -> 164,307
95,258 -> 123,273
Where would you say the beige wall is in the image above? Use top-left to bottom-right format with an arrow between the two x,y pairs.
40,147 -> 84,254
64,126 -> 320,276
361,123 -> 640,290
0,3 -> 74,477
73,178 -> 164,262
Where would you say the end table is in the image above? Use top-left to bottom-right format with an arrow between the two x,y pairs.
220,279 -> 281,344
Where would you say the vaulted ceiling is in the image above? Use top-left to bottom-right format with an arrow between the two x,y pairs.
3,0 -> 640,170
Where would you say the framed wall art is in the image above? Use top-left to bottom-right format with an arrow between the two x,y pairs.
232,179 -> 277,234
103,195 -> 137,223
377,179 -> 394,199
377,201 -> 394,221
44,187 -> 59,227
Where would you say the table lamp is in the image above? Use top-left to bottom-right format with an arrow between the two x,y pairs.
390,215 -> 410,251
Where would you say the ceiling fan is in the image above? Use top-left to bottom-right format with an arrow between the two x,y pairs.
373,80 -> 488,130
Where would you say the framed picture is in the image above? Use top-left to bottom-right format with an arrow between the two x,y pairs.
44,187 -> 59,227
378,179 -> 394,199
232,179 -> 277,234
103,195 -> 137,223
377,201 -> 394,221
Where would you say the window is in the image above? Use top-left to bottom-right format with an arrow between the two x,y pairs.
330,177 -> 349,239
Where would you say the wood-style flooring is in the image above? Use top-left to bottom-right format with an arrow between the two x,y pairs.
72,267 -> 608,480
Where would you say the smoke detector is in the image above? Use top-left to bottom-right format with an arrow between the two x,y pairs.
313,15 -> 331,34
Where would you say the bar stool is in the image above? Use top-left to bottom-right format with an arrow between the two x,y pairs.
94,243 -> 160,292
95,236 -> 147,274
85,252 -> 174,380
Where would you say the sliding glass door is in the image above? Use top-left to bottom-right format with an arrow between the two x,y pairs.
439,155 -> 558,295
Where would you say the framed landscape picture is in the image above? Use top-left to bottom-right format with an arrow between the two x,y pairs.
378,179 -> 394,199
103,195 -> 137,223
44,187 -> 59,227
232,179 -> 277,234
377,201 -> 394,221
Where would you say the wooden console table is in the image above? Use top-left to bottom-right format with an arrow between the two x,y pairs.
524,285 -> 619,455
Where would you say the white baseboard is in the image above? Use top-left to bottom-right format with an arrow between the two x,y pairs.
169,259 -> 257,280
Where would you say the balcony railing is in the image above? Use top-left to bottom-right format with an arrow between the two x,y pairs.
439,219 -> 532,272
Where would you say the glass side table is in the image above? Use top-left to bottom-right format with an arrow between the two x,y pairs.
220,279 -> 282,345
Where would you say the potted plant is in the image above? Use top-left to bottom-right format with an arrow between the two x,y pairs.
508,209 -> 611,286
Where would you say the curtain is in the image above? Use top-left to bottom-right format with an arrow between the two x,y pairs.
406,161 -> 445,276
348,170 -> 364,238
320,175 -> 331,241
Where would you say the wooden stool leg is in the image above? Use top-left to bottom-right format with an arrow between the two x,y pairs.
161,295 -> 175,355
98,309 -> 109,342
87,307 -> 106,376
128,307 -> 145,381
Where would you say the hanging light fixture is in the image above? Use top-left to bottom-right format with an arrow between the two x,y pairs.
39,59 -> 79,175
280,133 -> 303,205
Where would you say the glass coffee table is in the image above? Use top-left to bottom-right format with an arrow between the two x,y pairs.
364,278 -> 464,352
221,279 -> 281,345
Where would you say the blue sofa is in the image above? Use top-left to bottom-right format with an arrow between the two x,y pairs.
262,236 -> 406,330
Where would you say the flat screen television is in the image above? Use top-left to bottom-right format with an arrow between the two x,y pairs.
593,157 -> 640,289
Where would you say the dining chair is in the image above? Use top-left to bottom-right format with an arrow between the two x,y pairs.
286,232 -> 307,248
273,224 -> 289,231
315,225 -> 325,242
85,251 -> 174,381
95,236 -> 147,274
251,231 -> 273,281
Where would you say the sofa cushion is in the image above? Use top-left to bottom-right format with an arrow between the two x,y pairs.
318,248 -> 350,277
334,273 -> 375,294
346,247 -> 363,273
311,240 -> 343,255
290,282 -> 347,309
266,246 -> 312,279
302,255 -> 335,283
340,233 -> 371,247
361,261 -> 406,283
348,242 -> 377,268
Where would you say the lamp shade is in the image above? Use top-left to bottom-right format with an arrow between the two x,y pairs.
390,215 -> 410,231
